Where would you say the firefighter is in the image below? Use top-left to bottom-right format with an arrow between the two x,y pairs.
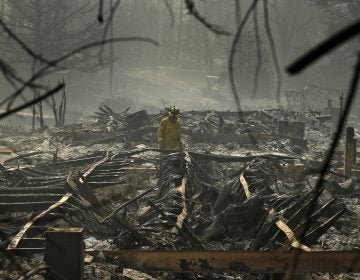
157,106 -> 183,151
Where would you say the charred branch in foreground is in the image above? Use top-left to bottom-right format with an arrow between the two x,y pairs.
251,3 -> 262,99
263,0 -> 282,106
287,19 -> 360,74
184,0 -> 231,36
284,17 -> 360,278
0,84 -> 64,121
50,81 -> 67,128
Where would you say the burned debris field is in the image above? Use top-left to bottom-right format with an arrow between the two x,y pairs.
0,1 -> 360,280
0,107 -> 359,279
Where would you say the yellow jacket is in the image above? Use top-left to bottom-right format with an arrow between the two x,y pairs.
157,117 -> 182,150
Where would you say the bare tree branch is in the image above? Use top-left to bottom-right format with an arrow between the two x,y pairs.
263,0 -> 282,105
0,84 -> 64,120
98,0 -> 122,64
1,36 -> 159,111
98,0 -> 104,23
43,1 -> 97,35
184,0 -> 231,36
251,3 -> 262,99
287,19 -> 360,74
228,0 -> 260,113
0,17 -> 54,66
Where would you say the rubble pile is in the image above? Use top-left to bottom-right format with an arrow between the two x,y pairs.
92,105 -> 151,133
0,108 -> 359,279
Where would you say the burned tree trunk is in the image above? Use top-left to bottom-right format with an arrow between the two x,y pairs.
50,82 -> 66,127
32,91 -> 44,130
37,93 -> 44,130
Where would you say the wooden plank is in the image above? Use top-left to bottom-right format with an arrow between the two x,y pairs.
101,250 -> 360,273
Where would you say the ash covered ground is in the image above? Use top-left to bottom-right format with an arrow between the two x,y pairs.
0,104 -> 359,279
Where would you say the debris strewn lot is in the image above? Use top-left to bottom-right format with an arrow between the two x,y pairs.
0,106 -> 359,279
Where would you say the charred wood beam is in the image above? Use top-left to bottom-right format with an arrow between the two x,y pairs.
66,168 -> 151,245
99,160 -> 129,166
282,190 -> 319,219
281,198 -> 338,248
92,167 -> 128,174
303,209 -> 347,245
285,194 -> 319,229
0,201 -> 68,212
18,265 -> 48,280
20,167 -> 63,177
30,182 -> 66,188
272,195 -> 298,212
66,173 -> 103,213
45,155 -> 104,167
18,169 -> 61,178
86,180 -> 126,188
16,238 -> 44,249
27,177 -> 65,183
0,194 -> 64,203
239,160 -> 310,250
6,248 -> 45,256
102,250 -> 360,273
111,215 -> 152,246
82,152 -> 109,178
0,186 -> 65,194
86,173 -> 125,179
4,226 -> 48,238
189,151 -> 296,163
